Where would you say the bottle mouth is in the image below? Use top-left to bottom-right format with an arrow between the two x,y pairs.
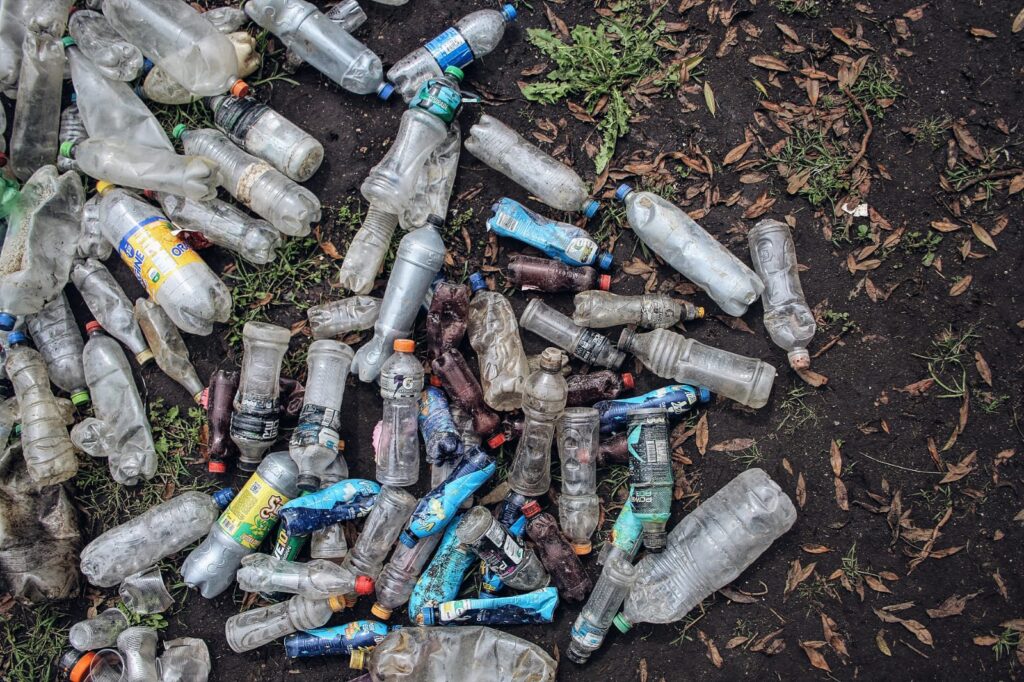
617,327 -> 637,351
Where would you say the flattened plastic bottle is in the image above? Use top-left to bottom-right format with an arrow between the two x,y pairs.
154,191 -> 281,265
225,594 -> 345,653
573,291 -> 705,329
0,0 -> 32,95
594,383 -> 709,434
424,282 -> 468,361
399,125 -> 460,231
337,205 -> 399,295
407,515 -> 474,619
376,339 -> 422,487
141,32 -> 260,105
467,114 -> 599,216
70,259 -> 153,366
488,198 -> 610,269
9,30 -> 65,181
466,272 -> 529,412
278,478 -> 379,535
284,620 -> 391,659
25,293 -> 89,407
420,586 -> 559,626
616,468 -> 797,631
69,607 -> 130,651
597,495 -> 643,564
565,371 -> 633,407
133,298 -> 204,401
231,322 -> 291,470
308,296 -> 381,340
618,327 -> 776,409
177,127 -> 320,236
507,255 -> 610,294
371,531 -> 443,620
418,386 -> 461,466
399,447 -> 495,546
118,626 -> 159,682
67,10 -> 143,81
158,637 -> 212,682
520,300 -> 625,370
507,348 -> 566,497
431,349 -> 500,438
557,407 -> 600,554
522,503 -> 591,601
80,491 -> 220,587
567,549 -> 636,664
456,506 -> 548,592
341,485 -> 416,581
236,553 -> 373,599
624,409 -> 672,552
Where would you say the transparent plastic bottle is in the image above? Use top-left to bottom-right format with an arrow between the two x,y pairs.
507,348 -> 567,497
618,327 -> 776,409
351,222 -> 445,382
25,293 -> 89,407
341,485 -> 416,581
80,491 -> 220,587
103,0 -> 246,96
236,554 -> 374,599
376,339 -> 422,487
467,114 -> 599,216
70,259 -> 153,366
408,515 -> 474,619
284,620 -> 391,659
177,126 -> 320,237
456,506 -> 548,592
117,626 -> 159,682
466,272 -> 529,412
231,322 -> 291,470
567,549 -> 637,664
487,198 -> 609,268
181,451 -> 301,597
747,219 -> 817,370
57,105 -> 86,174
573,291 -> 705,329
521,503 -> 591,601
520,300 -> 625,370
69,608 -> 130,651
9,30 -> 64,181
4,332 -> 77,486
431,349 -> 500,438
225,594 -> 345,653
557,407 -> 600,554
282,0 -> 367,72
154,191 -> 282,265
624,409 -> 672,552
616,468 -> 797,631
140,32 -> 260,105
67,10 -> 143,81
243,0 -> 387,96
371,531 -> 443,620
158,638 -> 211,682
0,0 -> 31,96
308,296 -> 381,339
307,457 -> 354,562
133,298 -> 204,402
291,339 -> 354,491
337,205 -> 399,295
418,386 -> 461,466
387,6 -> 516,102
614,184 -> 763,316
400,125 -> 460,231
203,6 -> 249,32
507,255 -> 610,294
119,566 -> 174,614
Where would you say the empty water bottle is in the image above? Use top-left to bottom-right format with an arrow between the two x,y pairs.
141,31 -> 259,105
291,339 -> 354,490
598,496 -> 643,564
337,205 -> 399,295
9,30 -> 65,181
467,114 -> 599,216
57,105 -> 86,174
236,553 -> 374,599
573,291 -> 705,329
134,298 -> 204,402
400,125 -> 460,231
341,485 -> 416,581
154,191 -> 281,265
158,638 -> 212,682
615,468 -> 797,630
618,327 -> 775,409
282,0 -> 367,72
25,293 -> 89,407
399,446 -> 495,545
78,196 -> 114,263
488,198 -> 610,269
0,0 -> 31,95
421,586 -> 559,626
456,506 -> 548,592
70,259 -> 153,365
376,339 -> 422,487
625,409 -> 672,552
69,608 -> 130,651
231,322 -> 291,470
565,371 -> 633,408
407,516 -> 474,619
371,531 -> 443,620
308,296 -> 381,339
507,348 -> 567,497
118,626 -> 159,682
204,5 -> 250,32
425,282 -> 468,361
594,383 -> 710,434
225,594 -> 345,653
466,272 -> 529,412
507,255 -> 610,294
520,300 -> 625,370
80,491 -> 220,587
284,620 -> 391,658
67,10 -> 143,81
419,386 -> 461,466
557,408 -> 600,554
119,566 -> 174,615
567,549 -> 636,664
431,349 -> 500,437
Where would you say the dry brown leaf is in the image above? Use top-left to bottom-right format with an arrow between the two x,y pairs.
930,219 -> 961,233
749,54 -> 790,72
621,257 -> 656,276
638,657 -> 648,682
865,575 -> 892,593
873,609 -> 933,646
876,629 -> 892,656
719,586 -> 759,603
695,413 -> 709,455
319,240 -> 343,260
797,367 -> 829,387
784,559 -> 817,598
1015,7 -> 1024,32
710,438 -> 755,452
723,140 -> 753,165
726,636 -> 749,649
974,635 -> 1000,646
743,192 -> 776,219
969,26 -> 997,38
971,222 -> 997,250
904,4 -> 927,20
543,2 -> 569,38
940,450 -> 977,484
953,122 -> 986,161
834,477 -> 849,511
698,630 -> 723,668
799,641 -> 831,672
949,275 -> 972,297
926,592 -> 976,619
796,473 -> 807,508
974,351 -> 993,386
1009,174 -> 1024,194
830,440 -> 842,477
821,613 -> 849,659
993,571 -> 1009,600
802,544 -> 831,554
896,378 -> 934,396
776,22 -> 800,42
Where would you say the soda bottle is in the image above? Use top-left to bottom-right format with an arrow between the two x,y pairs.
467,114 -> 600,216
308,296 -> 381,340
281,0 -> 367,72
70,259 -> 153,366
117,626 -> 159,682
618,327 -> 776,409
507,254 -> 610,294
132,299 -> 204,403
425,282 -> 468,361
597,496 -> 643,564
139,31 -> 259,105
371,531 -> 443,620
225,594 -> 346,653
573,291 -> 705,329
567,549 -> 637,664
565,370 -> 633,407
407,516 -> 474,620
69,608 -> 130,651
521,502 -> 592,601
431,349 -> 500,437
278,478 -> 380,536
456,506 -> 548,592
67,9 -> 143,81
284,620 -> 391,659
594,384 -> 710,434
57,104 -> 86,174
507,348 -> 566,497
557,407 -> 600,554
625,409 -> 672,552
291,339 -> 354,491
9,31 -> 65,181
520,300 -> 624,370
466,272 -> 529,412
487,198 -> 610,269
615,184 -> 763,316
375,339 -> 422,487
81,491 -> 220,587
386,6 -> 517,102
399,126 -> 460,231
341,485 -> 416,581
421,586 -> 558,626
337,204 -> 399,295
418,386 -> 462,466
204,369 -> 239,472
25,293 -> 89,408
78,195 -> 114,261
236,553 -> 374,600
230,322 -> 290,470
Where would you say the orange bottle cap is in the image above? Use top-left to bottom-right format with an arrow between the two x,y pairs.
621,372 -> 635,390
598,274 -> 612,291
230,80 -> 250,98
393,338 -> 415,353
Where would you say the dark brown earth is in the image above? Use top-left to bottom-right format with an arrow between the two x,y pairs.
4,0 -> 1024,680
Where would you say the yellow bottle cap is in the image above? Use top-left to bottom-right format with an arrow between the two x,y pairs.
135,349 -> 155,366
370,603 -> 392,620
95,180 -> 113,194
349,649 -> 367,670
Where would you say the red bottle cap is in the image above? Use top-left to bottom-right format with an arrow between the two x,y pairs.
521,499 -> 542,518
621,372 -> 635,390
355,575 -> 374,595
85,321 -> 102,334
0,152 -> 8,167
199,387 -> 210,409
429,374 -> 442,388
208,460 -> 227,474
142,189 -> 156,200
486,433 -> 506,449
598,274 -> 612,291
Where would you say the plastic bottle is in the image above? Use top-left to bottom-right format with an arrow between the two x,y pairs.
177,126 -> 320,237
506,348 -> 566,497
456,506 -> 548,592
4,332 -> 77,486
598,433 -> 629,468
431,349 -> 500,438
418,386 -> 462,466
618,327 -> 776,409
284,620 -> 390,659
203,5 -> 249,32
465,272 -> 529,412
282,0 -> 367,72
80,491 -> 220,587
507,255 -> 610,294
278,478 -> 380,535
57,105 -> 86,174
616,468 -> 797,630
371,531 -> 443,620
573,291 -> 705,329
0,0 -> 30,96
243,0 -> 387,96
204,369 -> 239,471
375,339 -> 422,487
225,594 -> 346,653
236,553 -> 374,599
598,496 -> 643,564
78,195 -> 114,262
565,371 -> 633,408
520,300 -> 624,370
69,608 -> 130,651
624,409 -> 672,552
487,198 -> 609,269
154,191 -> 282,266
117,626 -> 159,682
522,502 -> 591,601
567,549 -> 637,664
308,296 -> 381,340
119,566 -> 174,614
9,31 -> 65,181
594,384 -> 710,434
230,322 -> 290,470
337,205 -> 399,295
399,446 -> 495,546
67,10 -> 143,81
400,125 -> 460,231
422,586 -> 558,626
139,31 -> 259,105
158,638 -> 211,682
181,452 -> 301,597
103,0 -> 246,97
556,407 -> 600,554
305,457 -> 355,562
407,516 -> 474,620
467,115 -> 599,216
495,491 -> 531,529
96,183 -> 232,335
351,222 -> 446,382
69,259 -> 152,365
341,485 -> 416,581
425,282 -> 468,361
131,299 -> 201,403
25,293 -> 89,407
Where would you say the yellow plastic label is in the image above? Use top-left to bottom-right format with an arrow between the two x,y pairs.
217,473 -> 292,550
118,216 -> 202,296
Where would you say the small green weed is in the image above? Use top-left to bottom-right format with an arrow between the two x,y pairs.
777,387 -> 819,434
598,464 -> 631,502
847,61 -> 902,118
912,326 -> 977,400
796,574 -> 841,608
766,128 -> 853,207
831,221 -> 874,247
978,392 -> 1010,414
902,230 -> 943,266
772,0 -> 823,16
991,628 -> 1022,661
945,150 -> 1004,199
910,116 -> 952,148
821,309 -> 858,334
0,602 -> 70,681
840,543 -> 879,585
912,484 -> 954,522
729,443 -> 765,469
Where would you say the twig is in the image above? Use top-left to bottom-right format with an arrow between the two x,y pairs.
857,452 -> 946,475
953,167 -> 1024,192
841,86 -> 873,173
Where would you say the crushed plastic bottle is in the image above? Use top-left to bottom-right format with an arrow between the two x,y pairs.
308,296 -> 381,340
9,30 -> 65,181
341,485 -> 416,581
618,327 -> 776,409
488,198 -> 610,269
284,620 -> 391,658
399,446 -> 495,546
204,5 -> 250,32
158,637 -> 212,682
467,114 -> 599,216
371,531 -> 443,620
67,10 -> 143,81
25,293 -> 89,407
291,339 -> 354,491
69,608 -> 130,651
225,594 -> 346,653
425,282 -> 468,361
0,0 -> 31,96
431,349 -> 500,437
507,255 -> 610,294
520,300 -> 625,370
70,259 -> 153,365
456,506 -> 548,592
624,409 -> 672,552
308,458 -> 358,562
57,105 -> 86,173
140,31 -> 259,105
236,553 -> 374,600
522,502 -> 591,601
565,371 -> 633,408
337,205 -> 399,296
117,626 -> 159,682
507,348 -> 567,497
80,491 -> 220,587
594,383 -> 710,434
77,195 -> 113,261
400,125 -> 460,231
421,586 -> 558,626
616,468 -> 797,630
154,191 -> 282,265
204,369 -> 238,471
557,408 -> 600,554
376,339 -> 423,487
418,386 -> 462,467
567,549 -> 636,664
615,184 -> 763,316
407,515 -> 474,620
132,298 -> 203,402
573,291 -> 705,329
466,272 -> 529,412
231,322 -> 291,470
119,566 -> 174,615
278,478 -> 380,535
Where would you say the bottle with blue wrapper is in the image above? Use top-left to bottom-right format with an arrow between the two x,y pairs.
422,586 -> 559,627
625,409 -> 673,553
371,532 -> 443,620
309,455 -> 357,563
419,386 -> 463,467
487,198 -> 610,269
457,506 -> 549,592
291,339 -> 354,491
278,479 -> 380,536
496,492 -> 532,529
341,485 -> 417,582
598,495 -> 644,565
594,384 -> 711,434
478,514 -> 527,599
408,515 -> 475,621
284,620 -> 393,658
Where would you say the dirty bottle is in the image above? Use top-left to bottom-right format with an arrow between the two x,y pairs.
594,384 -> 710,434
25,293 -> 89,407
119,566 -> 174,615
230,322 -> 290,470
278,478 -> 380,536
375,339 -> 423,487
521,300 -> 625,370
308,296 -> 381,340
284,620 -> 391,658
70,259 -> 153,365
154,191 -> 282,265
0,0 -> 31,96
507,255 -> 610,294
625,409 -> 673,552
407,516 -> 475,619
337,205 -> 399,295
225,594 -> 346,653
118,626 -> 159,682
67,10 -> 143,81
351,222 -> 445,382
205,369 -> 239,472
747,219 -> 816,370
466,272 -> 529,412
616,468 -> 797,630
133,298 -> 205,402
140,30 -> 260,105
618,327 -> 775,409
598,433 -> 629,468
522,502 -> 591,601
245,0 -> 387,96
177,126 -> 321,237
371,532 -> 443,620
557,408 -> 600,554
488,198 -> 609,269
158,637 -> 212,682
236,554 -> 374,600
418,386 -> 462,466
598,496 -> 644,564
69,608 -> 130,651
422,586 -> 558,626
341,485 -> 417,581
615,184 -> 763,316
57,105 -> 86,174
9,31 -> 65,181
507,348 -> 567,497
425,282 -> 468,361
431,349 -> 500,437
399,446 -> 495,545
456,506 -> 548,592
450,403 -> 481,448
400,125 -> 460,231
467,115 -> 600,216
386,6 -> 517,102
573,291 -> 705,329
567,549 -> 637,664
78,195 -> 114,261
565,371 -> 633,408
281,0 -> 368,72
81,491 -> 220,587
291,339 -> 354,491
96,183 -> 232,335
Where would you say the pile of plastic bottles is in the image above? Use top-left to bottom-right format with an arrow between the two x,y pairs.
0,0 -> 821,679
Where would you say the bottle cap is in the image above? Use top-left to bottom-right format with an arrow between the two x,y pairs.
70,390 -> 91,408
198,387 -> 210,409
6,329 -> 26,345
230,80 -> 250,98
0,313 -> 14,331
468,272 -> 488,293
393,338 -> 414,353
696,386 -> 713,404
135,348 -> 155,366
443,65 -> 465,82
355,575 -> 375,596
95,180 -> 114,194
583,199 -> 600,218
614,184 -> 634,202
520,499 -> 541,518
539,347 -> 563,372
621,372 -> 635,390
349,649 -> 367,670
61,36 -> 75,47
429,374 -> 442,388
571,541 -> 592,555
596,251 -> 614,271
58,648 -> 94,682
327,595 -> 348,612
59,140 -> 75,158
171,123 -> 188,140
398,530 -> 417,548
370,603 -> 392,620
642,529 -> 666,552
426,214 -> 445,229
598,274 -> 612,291
787,348 -> 811,370
142,189 -> 157,200
85,320 -> 102,334
207,459 -> 227,474
377,82 -> 395,101
486,432 -> 506,449
501,4 -> 517,21
212,487 -> 235,508
612,613 -> 632,633
420,607 -> 436,625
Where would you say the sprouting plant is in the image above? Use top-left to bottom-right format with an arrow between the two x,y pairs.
729,443 -> 766,468
912,326 -> 977,399
847,61 -> 903,118
765,128 -> 853,207
902,230 -> 943,266
772,0 -> 823,16
991,628 -> 1022,661
910,116 -> 952,148
777,387 -> 820,434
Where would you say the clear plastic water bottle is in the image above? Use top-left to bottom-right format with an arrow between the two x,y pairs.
624,409 -> 672,552
243,0 -> 388,97
567,549 -> 637,664
9,31 -> 65,181
466,272 -> 529,412
282,0 -> 367,72
371,531 -> 443,620
618,327 -> 776,409
400,126 -> 460,231
520,300 -> 625,370
177,126 -> 320,237
557,407 -> 600,555
236,553 -> 374,599
67,10 -> 143,81
119,566 -> 174,615
467,114 -> 600,216
158,637 -> 211,682
76,194 -> 114,261
133,298 -> 205,402
308,296 -> 381,339
154,191 -> 281,265
96,183 -> 231,335
507,348 -> 567,497
337,204 -> 399,295
376,339 -> 423,487
70,258 -> 154,366
57,104 -> 87,174
418,386 -> 462,466
747,219 -> 817,370
231,322 -> 291,470
291,339 -> 354,491
487,198 -> 609,268
573,291 -> 705,329
615,184 -> 763,316
0,0 -> 31,96
341,485 -> 416,581
80,491 -> 220,587
25,293 -> 89,408
69,608 -> 130,652
456,506 -> 549,592
225,594 -> 345,653
117,626 -> 159,682
141,31 -> 260,105
386,6 -> 516,101
615,468 -> 797,631
284,620 -> 391,658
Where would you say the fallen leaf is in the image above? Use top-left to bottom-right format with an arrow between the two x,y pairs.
940,450 -> 977,483
865,575 -> 892,593
749,54 -> 790,71
799,641 -> 831,672
953,122 -> 986,161
1015,7 -> 1024,33
873,609 -> 933,646
993,571 -> 1009,601
703,81 -> 717,116
621,257 -> 656,276
723,140 -> 753,165
830,440 -> 843,477
876,629 -> 892,656
904,4 -> 927,20
726,636 -> 749,649
969,26 -> 997,38
543,2 -> 569,38
698,631 -> 723,668
949,275 -> 972,297
974,352 -> 993,386
695,413 -> 708,455
784,559 -> 816,598
834,477 -> 849,511
971,222 -> 997,250
896,378 -> 934,396
821,613 -> 849,659
719,586 -> 759,603
796,473 -> 807,508
1010,174 -> 1024,194
797,367 -> 829,387
710,438 -> 755,452
926,592 -> 977,619
638,657 -> 648,682
974,635 -> 1000,646
319,240 -> 343,260
802,544 -> 831,554
930,219 -> 961,233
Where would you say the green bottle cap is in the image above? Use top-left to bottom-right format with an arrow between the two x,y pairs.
612,613 -> 632,633
171,123 -> 188,140
61,36 -> 75,48
59,140 -> 75,158
443,65 -> 465,82
70,390 -> 91,408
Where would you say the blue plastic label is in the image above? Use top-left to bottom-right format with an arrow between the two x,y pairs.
278,479 -> 380,535
435,587 -> 559,625
425,27 -> 475,70
487,198 -> 601,267
409,518 -> 476,621
595,384 -> 702,434
406,448 -> 495,539
609,497 -> 643,557
419,387 -> 463,465
283,620 -> 390,658
411,78 -> 463,123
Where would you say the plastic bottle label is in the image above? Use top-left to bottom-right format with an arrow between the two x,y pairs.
411,80 -> 463,124
290,404 -> 341,450
571,617 -> 606,648
472,520 -> 524,578
380,372 -> 420,400
424,27 -> 474,70
487,198 -> 598,267
563,237 -> 598,265
218,473 -> 292,549
406,455 -> 495,538
118,216 -> 202,296
573,329 -> 609,366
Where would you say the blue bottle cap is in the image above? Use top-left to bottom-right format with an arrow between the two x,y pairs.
583,199 -> 600,218
420,607 -> 436,626
398,530 -> 417,548
697,386 -> 713,404
213,488 -> 236,510
502,4 -> 517,21
468,272 -> 488,293
596,251 -> 614,271
377,82 -> 395,101
6,330 -> 27,345
69,91 -> 77,104
614,184 -> 634,202
0,313 -> 15,331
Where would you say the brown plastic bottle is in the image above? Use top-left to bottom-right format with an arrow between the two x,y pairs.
597,433 -> 629,467
279,377 -> 305,422
566,371 -> 634,407
522,501 -> 592,602
426,281 -> 469,361
204,369 -> 239,473
431,349 -> 501,437
507,255 -> 611,293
